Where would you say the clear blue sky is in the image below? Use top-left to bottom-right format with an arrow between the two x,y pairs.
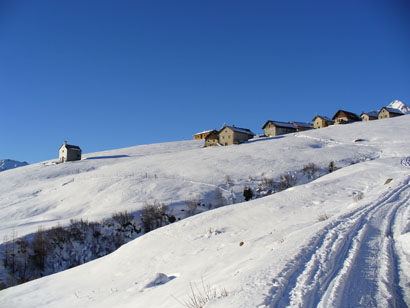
1,0 -> 409,163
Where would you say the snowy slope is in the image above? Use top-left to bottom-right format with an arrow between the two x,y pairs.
0,159 -> 28,172
1,116 -> 410,307
1,117 -> 407,240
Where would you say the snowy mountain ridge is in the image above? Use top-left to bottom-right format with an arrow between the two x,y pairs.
387,99 -> 410,114
1,115 -> 410,307
0,159 -> 28,172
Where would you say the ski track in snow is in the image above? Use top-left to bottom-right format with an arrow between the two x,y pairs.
401,157 -> 410,168
264,177 -> 410,308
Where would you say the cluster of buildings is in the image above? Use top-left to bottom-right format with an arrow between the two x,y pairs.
195,106 -> 406,147
57,105 -> 406,163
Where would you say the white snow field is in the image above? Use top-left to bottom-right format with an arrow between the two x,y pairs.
1,116 -> 410,307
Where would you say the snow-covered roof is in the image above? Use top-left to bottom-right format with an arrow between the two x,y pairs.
381,107 -> 404,115
312,115 -> 333,122
193,130 -> 214,136
221,125 -> 254,135
292,121 -> 313,128
262,120 -> 297,129
361,111 -> 378,118
332,110 -> 361,121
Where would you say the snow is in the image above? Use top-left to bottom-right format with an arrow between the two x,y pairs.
1,115 -> 410,307
387,100 -> 410,114
0,159 -> 28,172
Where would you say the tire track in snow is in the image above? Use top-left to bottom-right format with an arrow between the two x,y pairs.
263,177 -> 410,308
400,157 -> 410,168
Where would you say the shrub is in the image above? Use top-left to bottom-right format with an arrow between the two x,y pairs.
243,187 -> 253,201
31,226 -> 49,271
112,210 -> 133,228
328,161 -> 335,173
225,175 -> 232,187
214,189 -> 225,208
177,279 -> 228,308
353,191 -> 364,202
261,177 -> 274,191
303,163 -> 319,179
278,173 -> 297,191
140,202 -> 169,233
317,213 -> 329,221
186,198 -> 200,215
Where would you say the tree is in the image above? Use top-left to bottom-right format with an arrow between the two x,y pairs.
328,161 -> 335,173
243,187 -> 253,201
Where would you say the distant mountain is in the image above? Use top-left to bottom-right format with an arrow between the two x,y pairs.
387,100 -> 410,114
0,159 -> 29,172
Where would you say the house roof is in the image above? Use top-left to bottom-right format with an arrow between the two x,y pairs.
193,130 -> 215,136
361,111 -> 378,118
219,125 -> 254,136
205,131 -> 219,140
61,142 -> 81,151
292,121 -> 313,128
262,120 -> 297,130
332,110 -> 361,121
312,115 -> 333,122
380,107 -> 404,115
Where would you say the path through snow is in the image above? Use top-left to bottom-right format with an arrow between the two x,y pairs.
264,177 -> 410,308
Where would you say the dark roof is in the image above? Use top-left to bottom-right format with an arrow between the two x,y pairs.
205,131 -> 219,140
360,111 -> 378,118
292,121 -> 313,128
262,120 -> 297,130
61,143 -> 81,150
312,115 -> 333,122
220,125 -> 254,136
380,107 -> 404,115
332,110 -> 361,121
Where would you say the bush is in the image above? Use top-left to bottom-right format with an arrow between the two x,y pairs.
303,163 -> 319,179
328,161 -> 335,173
31,226 -> 49,271
317,213 -> 329,221
278,173 -> 297,191
260,177 -> 274,191
214,189 -> 225,208
177,279 -> 228,308
225,175 -> 232,187
186,198 -> 200,215
140,201 -> 169,233
112,210 -> 133,228
243,187 -> 253,201
353,191 -> 364,202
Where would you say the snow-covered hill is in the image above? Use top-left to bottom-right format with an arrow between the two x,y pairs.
0,159 -> 28,172
1,116 -> 410,307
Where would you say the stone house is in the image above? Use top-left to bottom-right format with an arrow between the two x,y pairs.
262,121 -> 297,137
291,121 -> 313,131
332,110 -> 361,125
204,131 -> 219,147
193,130 -> 216,140
360,111 -> 378,121
59,141 -> 82,162
218,126 -> 254,146
312,115 -> 334,129
378,107 -> 404,119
